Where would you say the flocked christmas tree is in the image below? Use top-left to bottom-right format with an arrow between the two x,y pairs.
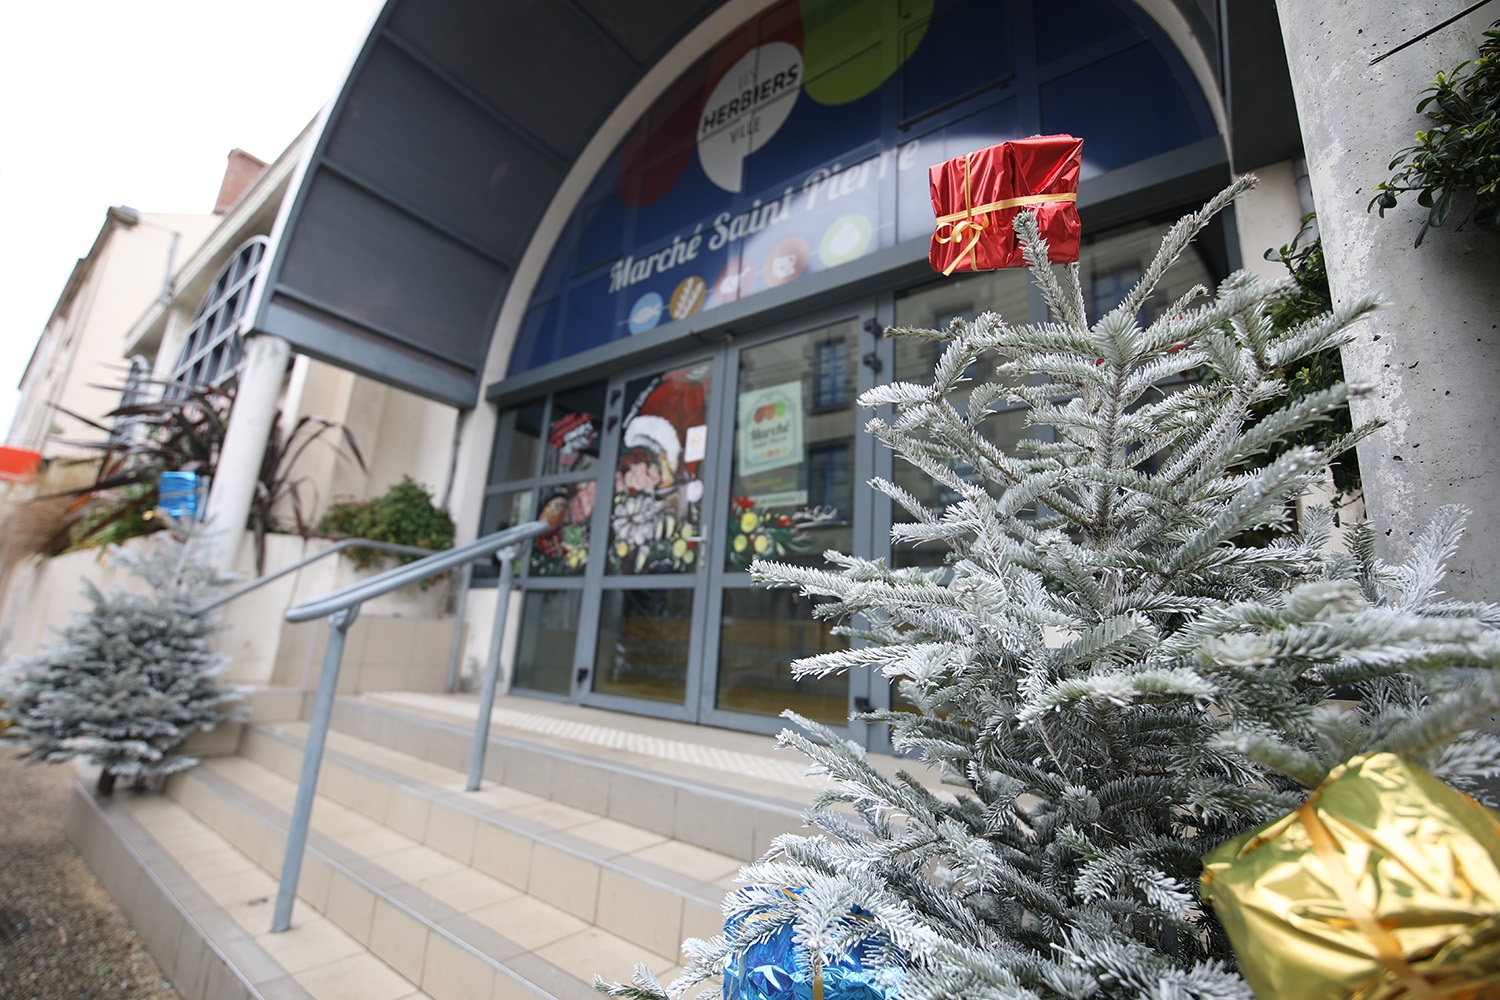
600,178 -> 1500,1000
3,527 -> 246,795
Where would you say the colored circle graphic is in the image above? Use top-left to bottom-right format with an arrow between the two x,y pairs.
763,237 -> 809,288
819,213 -> 873,267
669,276 -> 707,320
628,292 -> 664,334
802,0 -> 933,105
712,258 -> 755,305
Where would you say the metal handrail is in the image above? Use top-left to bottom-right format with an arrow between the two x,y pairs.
285,522 -> 543,621
270,520 -> 549,934
191,537 -> 435,616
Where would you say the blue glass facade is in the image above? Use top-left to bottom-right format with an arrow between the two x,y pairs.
509,0 -> 1216,376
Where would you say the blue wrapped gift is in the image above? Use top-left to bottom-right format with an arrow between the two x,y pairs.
158,471 -> 206,520
723,896 -> 902,1000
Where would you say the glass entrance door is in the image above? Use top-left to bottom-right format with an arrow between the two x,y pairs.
503,302 -> 885,738
573,355 -> 719,721
697,311 -> 881,734
585,359 -> 715,715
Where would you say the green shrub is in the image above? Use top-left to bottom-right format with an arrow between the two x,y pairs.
1371,20 -> 1500,245
317,475 -> 455,569
1261,215 -> 1360,497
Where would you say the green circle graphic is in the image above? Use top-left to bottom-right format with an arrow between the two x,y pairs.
800,0 -> 933,106
820,213 -> 874,267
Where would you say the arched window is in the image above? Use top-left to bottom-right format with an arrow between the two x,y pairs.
108,354 -> 154,446
168,236 -> 268,391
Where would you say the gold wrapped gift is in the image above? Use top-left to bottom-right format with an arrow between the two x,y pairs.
1201,753 -> 1500,1000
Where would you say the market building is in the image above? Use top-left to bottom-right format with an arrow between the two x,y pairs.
213,0 -> 1311,745
10,2 -> 1500,999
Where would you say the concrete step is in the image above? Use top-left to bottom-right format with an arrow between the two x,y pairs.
323,693 -> 809,863
65,780 -> 321,1000
64,691 -> 852,1000
236,722 -> 735,958
148,720 -> 760,997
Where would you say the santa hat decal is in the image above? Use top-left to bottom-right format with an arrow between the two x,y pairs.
622,371 -> 708,476
624,414 -> 681,466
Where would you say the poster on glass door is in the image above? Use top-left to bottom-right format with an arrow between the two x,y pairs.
737,380 -> 804,485
608,363 -> 713,575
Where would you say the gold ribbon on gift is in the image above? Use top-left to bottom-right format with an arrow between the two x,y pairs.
1297,801 -> 1446,1000
933,151 -> 1078,276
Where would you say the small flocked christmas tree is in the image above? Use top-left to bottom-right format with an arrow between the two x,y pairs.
600,179 -> 1500,999
2,528 -> 246,795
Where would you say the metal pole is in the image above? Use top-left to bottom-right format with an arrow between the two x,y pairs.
466,548 -> 516,792
444,561 -> 474,693
271,602 -> 359,933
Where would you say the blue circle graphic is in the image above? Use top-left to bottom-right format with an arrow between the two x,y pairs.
628,292 -> 664,334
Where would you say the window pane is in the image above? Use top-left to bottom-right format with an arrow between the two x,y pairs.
1075,220 -> 1213,325
531,481 -> 596,576
607,362 -> 713,575
512,589 -> 581,695
592,589 -> 692,704
473,489 -> 537,581
1039,43 -> 1209,178
543,380 -> 606,475
716,589 -> 848,725
727,321 -> 858,570
502,399 -> 545,481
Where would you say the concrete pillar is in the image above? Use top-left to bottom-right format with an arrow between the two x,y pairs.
1275,1 -> 1500,600
203,333 -> 291,574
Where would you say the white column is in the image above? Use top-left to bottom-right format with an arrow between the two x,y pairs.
204,333 -> 291,574
1275,1 -> 1500,600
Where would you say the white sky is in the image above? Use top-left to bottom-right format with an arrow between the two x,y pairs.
0,0 -> 385,436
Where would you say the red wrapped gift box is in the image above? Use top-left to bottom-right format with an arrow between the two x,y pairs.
929,135 -> 1083,276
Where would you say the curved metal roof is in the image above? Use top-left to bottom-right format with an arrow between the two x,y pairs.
249,0 -> 722,407
250,0 -> 1296,410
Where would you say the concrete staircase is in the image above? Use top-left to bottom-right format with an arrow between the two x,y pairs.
64,693 -> 822,1000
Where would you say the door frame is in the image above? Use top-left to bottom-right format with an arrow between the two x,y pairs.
509,294 -> 895,747
571,343 -> 729,723
690,296 -> 887,738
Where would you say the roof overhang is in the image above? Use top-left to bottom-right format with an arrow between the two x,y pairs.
123,124 -> 312,360
248,0 -> 723,409
249,0 -> 1296,411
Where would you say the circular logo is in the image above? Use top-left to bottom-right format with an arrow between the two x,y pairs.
668,276 -> 707,321
697,42 -> 803,193
712,258 -> 755,305
763,237 -> 809,288
819,213 -> 872,267
628,292 -> 664,334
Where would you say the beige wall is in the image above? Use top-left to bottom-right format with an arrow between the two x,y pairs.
0,546 -> 143,663
1234,160 -> 1308,283
276,356 -> 458,529
0,532 -> 453,694
10,212 -> 218,455
451,585 -> 524,694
